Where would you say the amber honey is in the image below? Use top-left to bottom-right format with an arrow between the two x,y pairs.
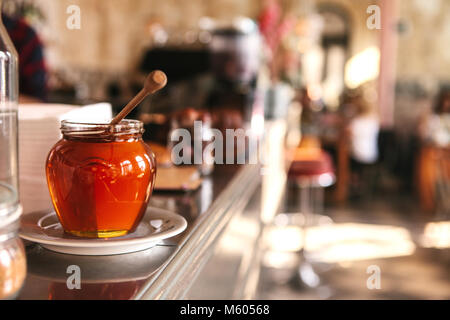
46,120 -> 156,238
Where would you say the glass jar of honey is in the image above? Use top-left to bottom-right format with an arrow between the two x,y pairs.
46,120 -> 156,238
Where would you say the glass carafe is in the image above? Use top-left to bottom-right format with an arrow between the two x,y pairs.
0,8 -> 20,218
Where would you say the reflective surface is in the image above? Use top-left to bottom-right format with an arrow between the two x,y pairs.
18,164 -> 246,299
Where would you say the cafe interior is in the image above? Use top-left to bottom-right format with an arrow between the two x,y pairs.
0,0 -> 449,300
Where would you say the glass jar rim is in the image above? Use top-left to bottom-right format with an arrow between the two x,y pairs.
61,119 -> 144,137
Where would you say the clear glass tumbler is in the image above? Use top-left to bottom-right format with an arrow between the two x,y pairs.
0,8 -> 19,219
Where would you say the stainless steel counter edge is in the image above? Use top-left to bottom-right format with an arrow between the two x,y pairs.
135,163 -> 262,300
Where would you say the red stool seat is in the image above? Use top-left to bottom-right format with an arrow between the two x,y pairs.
288,149 -> 335,187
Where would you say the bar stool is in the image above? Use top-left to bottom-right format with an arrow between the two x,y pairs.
287,147 -> 335,288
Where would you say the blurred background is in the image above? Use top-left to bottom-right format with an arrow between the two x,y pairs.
4,0 -> 449,299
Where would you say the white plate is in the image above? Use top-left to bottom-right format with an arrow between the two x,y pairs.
19,207 -> 187,256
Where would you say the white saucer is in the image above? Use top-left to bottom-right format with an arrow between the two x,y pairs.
19,207 -> 187,256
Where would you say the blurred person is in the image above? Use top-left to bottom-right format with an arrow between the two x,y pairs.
419,86 -> 450,147
2,13 -> 48,101
348,92 -> 380,165
416,86 -> 450,212
297,86 -> 325,136
342,88 -> 380,196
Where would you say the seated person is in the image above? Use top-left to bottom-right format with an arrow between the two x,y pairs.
419,86 -> 450,147
296,86 -> 326,137
416,86 -> 450,212
2,13 -> 48,101
343,88 -> 380,196
348,95 -> 380,166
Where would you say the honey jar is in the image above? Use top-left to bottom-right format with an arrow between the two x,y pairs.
46,120 -> 156,238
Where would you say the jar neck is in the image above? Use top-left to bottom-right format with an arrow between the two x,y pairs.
61,120 -> 144,142
63,133 -> 142,142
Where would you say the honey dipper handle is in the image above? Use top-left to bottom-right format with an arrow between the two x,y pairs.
110,70 -> 167,126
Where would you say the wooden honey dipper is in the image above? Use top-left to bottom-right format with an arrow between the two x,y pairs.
110,70 -> 167,125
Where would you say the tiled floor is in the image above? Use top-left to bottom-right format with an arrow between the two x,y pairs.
256,187 -> 450,300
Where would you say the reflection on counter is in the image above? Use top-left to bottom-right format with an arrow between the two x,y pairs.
48,281 -> 145,300
19,244 -> 174,300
